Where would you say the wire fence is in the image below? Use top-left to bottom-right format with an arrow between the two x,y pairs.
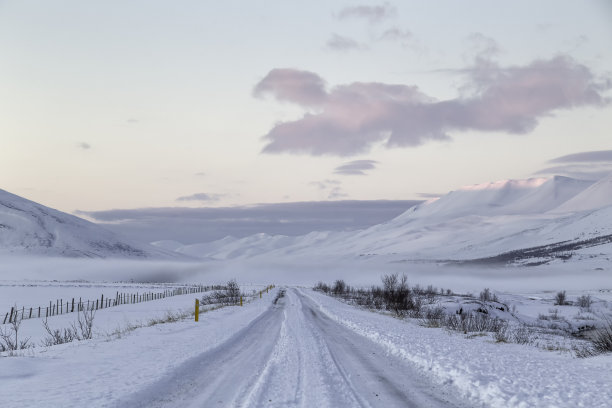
2,284 -> 215,325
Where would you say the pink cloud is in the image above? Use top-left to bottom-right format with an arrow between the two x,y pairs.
254,56 -> 610,156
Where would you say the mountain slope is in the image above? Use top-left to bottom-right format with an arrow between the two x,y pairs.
163,175 -> 612,264
0,189 -> 189,259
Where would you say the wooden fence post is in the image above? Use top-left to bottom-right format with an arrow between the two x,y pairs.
195,299 -> 199,322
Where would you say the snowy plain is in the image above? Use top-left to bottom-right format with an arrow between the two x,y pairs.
1,282 -> 611,407
1,174 -> 612,407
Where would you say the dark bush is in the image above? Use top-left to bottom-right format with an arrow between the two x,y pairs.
554,290 -> 567,306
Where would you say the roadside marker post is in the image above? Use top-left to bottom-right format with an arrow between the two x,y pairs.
240,296 -> 243,307
195,299 -> 199,322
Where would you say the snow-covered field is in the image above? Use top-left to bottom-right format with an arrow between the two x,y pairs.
1,282 -> 611,407
2,175 -> 611,406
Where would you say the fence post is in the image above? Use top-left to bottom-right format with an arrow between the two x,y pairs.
195,299 -> 199,322
101,294 -> 104,309
3,312 -> 7,324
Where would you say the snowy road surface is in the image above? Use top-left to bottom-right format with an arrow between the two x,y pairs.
117,288 -> 469,407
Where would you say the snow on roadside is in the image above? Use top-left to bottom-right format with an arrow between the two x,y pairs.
304,289 -> 612,408
0,289 -> 277,408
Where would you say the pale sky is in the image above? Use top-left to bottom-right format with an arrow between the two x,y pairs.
2,0 -> 612,215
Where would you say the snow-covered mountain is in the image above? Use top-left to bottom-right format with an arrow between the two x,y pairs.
0,189 -> 189,259
159,175 -> 612,264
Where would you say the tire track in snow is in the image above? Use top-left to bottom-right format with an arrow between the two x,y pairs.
117,288 -> 472,407
113,300 -> 285,408
296,289 -> 472,408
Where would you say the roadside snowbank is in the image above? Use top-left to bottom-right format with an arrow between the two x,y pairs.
305,290 -> 612,408
0,290 -> 276,407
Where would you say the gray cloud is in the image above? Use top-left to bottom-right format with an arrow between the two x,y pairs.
77,142 -> 91,150
535,149 -> 612,180
308,179 -> 346,199
255,56 -> 610,156
309,179 -> 341,190
328,187 -> 348,199
549,150 -> 612,163
78,200 -> 422,244
535,164 -> 612,180
176,193 -> 224,202
334,159 -> 378,175
326,34 -> 367,52
465,33 -> 500,62
253,68 -> 327,107
337,3 -> 396,24
380,28 -> 412,42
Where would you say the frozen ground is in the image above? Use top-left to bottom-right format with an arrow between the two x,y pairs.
1,285 -> 611,407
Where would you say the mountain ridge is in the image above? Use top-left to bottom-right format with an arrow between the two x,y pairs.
0,189 -> 190,260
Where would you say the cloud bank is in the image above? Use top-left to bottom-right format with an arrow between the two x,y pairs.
536,150 -> 612,180
79,200 -> 422,244
549,150 -> 612,163
176,193 -> 224,202
326,34 -> 367,52
336,3 -> 396,24
334,160 -> 378,175
254,56 -> 610,156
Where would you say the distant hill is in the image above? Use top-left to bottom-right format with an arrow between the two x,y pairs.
0,189 -> 190,259
156,175 -> 612,266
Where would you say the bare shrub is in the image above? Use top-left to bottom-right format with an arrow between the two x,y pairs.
41,319 -> 79,346
554,291 -> 567,306
381,273 -> 416,316
332,279 -> 347,295
576,295 -> 592,309
0,311 -> 31,352
77,308 -> 96,340
591,318 -> 612,354
420,306 -> 445,328
313,281 -> 330,293
493,321 -> 510,342
479,288 -> 498,302
512,325 -> 534,345
444,312 -> 505,334
201,279 -> 242,306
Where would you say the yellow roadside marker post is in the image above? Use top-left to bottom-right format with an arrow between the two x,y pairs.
195,299 -> 199,322
240,296 -> 243,307
260,291 -> 262,298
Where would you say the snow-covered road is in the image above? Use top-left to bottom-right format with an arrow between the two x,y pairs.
116,288 -> 469,408
4,286 -> 610,407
